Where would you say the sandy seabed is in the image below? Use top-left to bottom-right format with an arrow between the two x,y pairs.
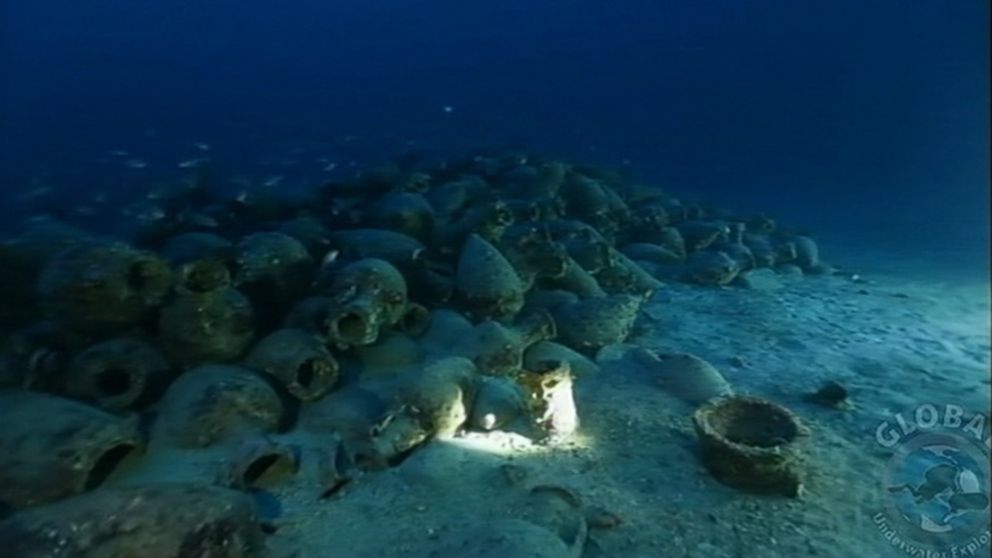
239,248 -> 991,558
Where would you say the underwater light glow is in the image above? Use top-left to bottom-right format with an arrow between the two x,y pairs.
442,430 -> 594,456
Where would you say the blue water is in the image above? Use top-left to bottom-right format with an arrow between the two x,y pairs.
0,3 -> 989,556
2,0 -> 988,276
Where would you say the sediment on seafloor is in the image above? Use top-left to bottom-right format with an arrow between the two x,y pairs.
0,151 -> 832,554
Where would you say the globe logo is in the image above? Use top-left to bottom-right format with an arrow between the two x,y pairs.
883,432 -> 990,547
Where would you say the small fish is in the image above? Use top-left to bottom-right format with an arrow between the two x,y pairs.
235,190 -> 249,204
123,159 -> 148,169
442,105 -> 453,113
193,142 -> 210,151
323,162 -> 338,172
108,149 -> 129,157
263,176 -> 284,188
129,204 -> 166,222
178,157 -> 208,168
321,249 -> 340,267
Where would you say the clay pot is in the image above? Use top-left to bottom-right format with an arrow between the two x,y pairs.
161,232 -> 234,264
0,391 -> 144,510
218,438 -> 301,491
676,221 -> 728,253
318,258 -> 409,348
158,286 -> 255,366
329,228 -> 426,265
593,248 -> 662,296
517,360 -> 580,440
64,338 -> 174,410
176,257 -> 233,294
631,349 -> 733,405
544,257 -> 607,299
620,242 -> 683,264
461,312 -> 556,376
234,232 -> 314,321
244,329 -> 340,401
38,242 -> 172,330
692,395 -> 809,497
469,376 -> 528,432
684,251 -> 740,286
552,294 -> 641,351
278,216 -> 333,256
369,192 -> 436,240
0,484 -> 264,558
154,365 -> 283,448
455,234 -> 525,321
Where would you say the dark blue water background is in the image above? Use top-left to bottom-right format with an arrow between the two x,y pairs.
1,0 -> 988,275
